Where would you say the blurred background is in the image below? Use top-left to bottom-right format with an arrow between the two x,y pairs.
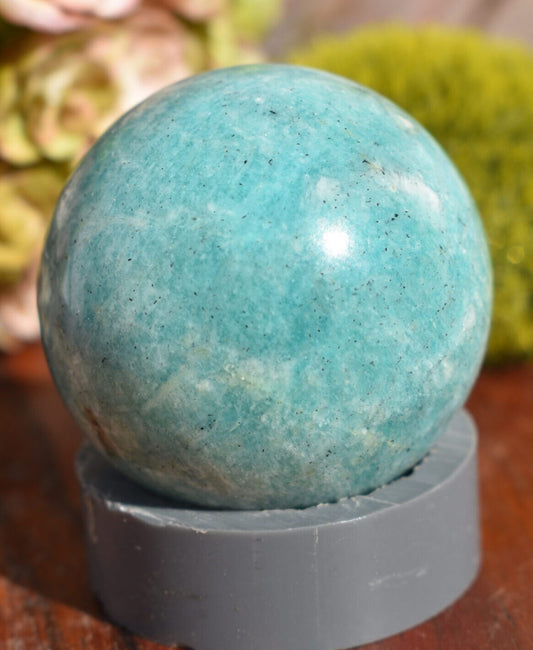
0,0 -> 532,365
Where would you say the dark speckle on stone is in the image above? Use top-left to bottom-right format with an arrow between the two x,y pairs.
83,406 -> 120,457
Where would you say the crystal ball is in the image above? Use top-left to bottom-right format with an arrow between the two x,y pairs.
38,65 -> 492,509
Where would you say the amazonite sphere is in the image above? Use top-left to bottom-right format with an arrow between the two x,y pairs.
38,65 -> 492,509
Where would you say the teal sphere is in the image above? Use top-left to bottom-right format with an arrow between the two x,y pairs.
38,65 -> 492,509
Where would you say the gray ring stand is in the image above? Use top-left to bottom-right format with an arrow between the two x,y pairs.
77,409 -> 480,650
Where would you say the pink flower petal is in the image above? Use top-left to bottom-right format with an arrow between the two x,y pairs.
54,0 -> 141,18
0,0 -> 90,32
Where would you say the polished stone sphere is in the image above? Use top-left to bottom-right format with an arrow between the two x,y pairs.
38,64 -> 492,509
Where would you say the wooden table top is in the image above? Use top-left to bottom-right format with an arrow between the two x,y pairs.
1,343 -> 532,650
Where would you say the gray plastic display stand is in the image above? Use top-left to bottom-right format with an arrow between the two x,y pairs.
77,409 -> 480,650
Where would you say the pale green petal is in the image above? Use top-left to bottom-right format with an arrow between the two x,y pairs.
0,112 -> 41,165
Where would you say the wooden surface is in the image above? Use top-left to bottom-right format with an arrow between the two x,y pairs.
0,343 -> 532,650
